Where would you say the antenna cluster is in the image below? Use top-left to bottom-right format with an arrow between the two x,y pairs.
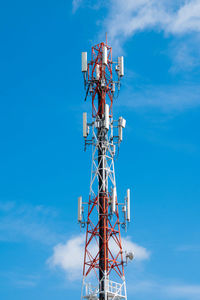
78,188 -> 131,231
81,46 -> 126,151
81,46 -> 124,93
82,111 -> 126,150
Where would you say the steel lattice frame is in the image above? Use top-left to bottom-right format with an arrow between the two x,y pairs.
81,42 -> 127,300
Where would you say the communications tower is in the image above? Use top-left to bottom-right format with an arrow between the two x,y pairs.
78,40 -> 133,300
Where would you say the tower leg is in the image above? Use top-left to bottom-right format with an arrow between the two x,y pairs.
98,94 -> 108,300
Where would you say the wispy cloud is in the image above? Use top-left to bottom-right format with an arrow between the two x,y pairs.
118,84 -> 200,112
13,278 -> 37,288
169,35 -> 200,73
166,284 -> 200,299
98,0 -> 200,77
103,0 -> 200,49
0,201 -> 15,212
48,234 -> 150,280
128,279 -> 200,300
72,0 -> 107,13
71,0 -> 200,49
0,201 -> 62,245
73,0 -> 200,110
168,0 -> 200,34
72,0 -> 83,13
176,245 -> 200,252
0,271 -> 39,289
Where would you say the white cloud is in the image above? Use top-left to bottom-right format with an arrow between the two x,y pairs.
72,0 -> 107,13
128,279 -> 159,293
127,279 -> 200,300
0,271 -> 39,289
169,0 -> 200,34
167,284 -> 200,299
104,0 -> 200,49
48,234 -> 150,280
0,201 -> 61,245
118,84 -> 200,112
72,0 -> 200,73
94,0 -> 200,110
72,0 -> 83,13
169,35 -> 200,72
48,234 -> 85,280
121,237 -> 150,261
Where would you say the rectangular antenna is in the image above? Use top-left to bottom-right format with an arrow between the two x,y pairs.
127,189 -> 130,222
96,64 -> 100,80
78,196 -> 82,222
105,104 -> 109,130
112,186 -> 116,213
82,52 -> 87,72
119,116 -> 126,128
103,46 -> 107,65
118,56 -> 124,77
118,126 -> 123,142
83,112 -> 88,137
112,83 -> 115,93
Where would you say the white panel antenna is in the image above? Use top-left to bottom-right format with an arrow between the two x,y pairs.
105,104 -> 109,130
118,126 -> 123,142
119,117 -> 126,128
83,112 -> 88,137
96,64 -> 100,80
82,52 -> 87,72
118,56 -> 124,77
127,189 -> 130,222
112,83 -> 115,93
118,117 -> 126,142
78,196 -> 83,222
89,84 -> 93,92
103,46 -> 107,65
112,186 -> 116,213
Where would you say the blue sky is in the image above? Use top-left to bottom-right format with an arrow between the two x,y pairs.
0,0 -> 200,299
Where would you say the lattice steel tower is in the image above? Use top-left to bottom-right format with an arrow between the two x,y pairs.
78,40 -> 133,300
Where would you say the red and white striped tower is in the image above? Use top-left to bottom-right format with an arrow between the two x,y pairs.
78,41 -> 132,300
